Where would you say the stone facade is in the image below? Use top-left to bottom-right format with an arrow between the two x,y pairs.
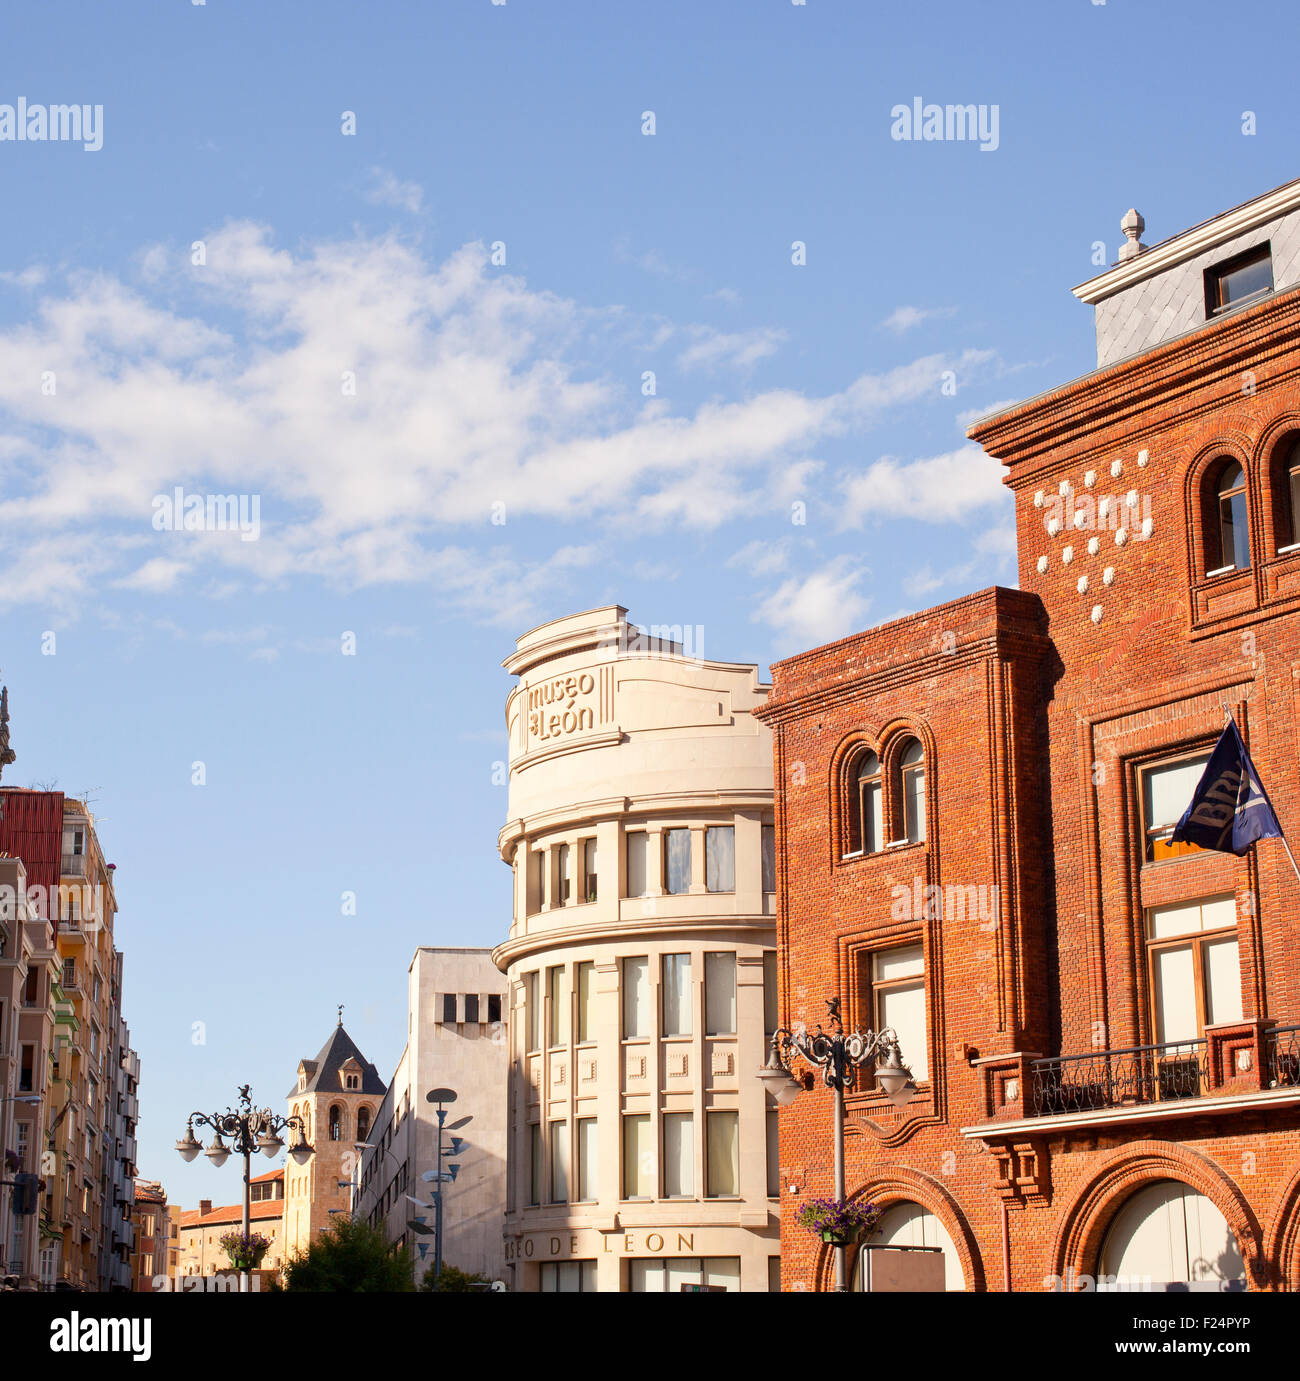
354,947 -> 510,1285
494,607 -> 780,1292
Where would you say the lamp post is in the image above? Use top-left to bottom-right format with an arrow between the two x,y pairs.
175,1084 -> 313,1293
423,1089 -> 471,1291
758,998 -> 916,1293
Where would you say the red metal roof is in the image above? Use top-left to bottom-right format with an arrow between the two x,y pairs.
0,788 -> 63,918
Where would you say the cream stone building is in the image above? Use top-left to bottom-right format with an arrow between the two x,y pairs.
354,947 -> 509,1285
493,607 -> 781,1292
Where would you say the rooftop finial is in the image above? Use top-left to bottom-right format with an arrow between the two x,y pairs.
1117,208 -> 1147,263
0,681 -> 14,784
338,1003 -> 344,1027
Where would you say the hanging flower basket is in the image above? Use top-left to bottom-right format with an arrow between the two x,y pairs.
795,1197 -> 881,1248
218,1230 -> 271,1272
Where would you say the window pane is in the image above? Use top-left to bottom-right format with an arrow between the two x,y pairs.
666,1258 -> 702,1291
623,956 -> 649,1038
547,966 -> 567,1047
904,767 -> 926,842
665,829 -> 692,894
705,826 -> 735,893
532,850 -> 546,912
441,993 -> 457,1024
1143,756 -> 1210,833
1204,938 -> 1242,1026
706,1111 -> 739,1197
874,944 -> 924,981
550,1122 -> 569,1203
626,832 -> 648,898
878,982 -> 928,1080
662,953 -> 692,1037
766,1108 -> 780,1198
529,1124 -> 541,1206
583,838 -> 598,902
663,1113 -> 694,1197
1289,466 -> 1300,546
1153,945 -> 1198,1044
763,951 -> 778,1035
761,824 -> 776,892
705,952 -> 736,1036
704,1257 -> 741,1290
863,780 -> 883,852
623,1115 -> 653,1198
558,843 -> 571,903
1218,251 -> 1272,307
1222,490 -> 1251,569
629,1259 -> 664,1292
576,962 -> 595,1043
524,973 -> 539,1052
577,1118 -> 597,1202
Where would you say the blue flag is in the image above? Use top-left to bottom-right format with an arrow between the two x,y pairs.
1170,717 -> 1284,855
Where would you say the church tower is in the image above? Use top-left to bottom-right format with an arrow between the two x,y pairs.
282,1013 -> 386,1262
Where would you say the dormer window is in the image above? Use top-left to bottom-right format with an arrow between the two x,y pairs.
1205,243 -> 1272,318
297,1073 -> 306,1093
344,1073 -> 359,1090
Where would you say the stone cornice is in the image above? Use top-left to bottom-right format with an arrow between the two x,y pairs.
967,285 -> 1300,482
1072,176 -> 1300,304
491,912 -> 776,970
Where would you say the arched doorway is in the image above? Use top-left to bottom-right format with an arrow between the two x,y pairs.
1099,1181 -> 1245,1290
851,1201 -> 965,1292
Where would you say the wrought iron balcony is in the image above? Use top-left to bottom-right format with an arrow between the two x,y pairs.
1030,1039 -> 1210,1116
1266,1024 -> 1300,1088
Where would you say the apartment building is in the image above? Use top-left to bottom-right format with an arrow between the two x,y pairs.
355,947 -> 509,1284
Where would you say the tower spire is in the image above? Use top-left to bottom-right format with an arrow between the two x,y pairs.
0,680 -> 14,783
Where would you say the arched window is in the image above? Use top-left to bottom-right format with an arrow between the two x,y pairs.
852,752 -> 882,855
1208,460 -> 1251,573
851,1202 -> 964,1291
900,739 -> 926,843
1100,1181 -> 1244,1288
356,1107 -> 371,1144
1273,436 -> 1300,553
329,1105 -> 343,1142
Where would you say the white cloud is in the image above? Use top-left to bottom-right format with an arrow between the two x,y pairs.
753,557 -> 871,650
0,222 -> 996,614
882,305 -> 956,334
727,538 -> 789,578
363,167 -> 424,214
677,325 -> 785,372
838,445 -> 1009,528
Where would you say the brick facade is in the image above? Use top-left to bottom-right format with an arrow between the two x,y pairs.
759,200 -> 1300,1292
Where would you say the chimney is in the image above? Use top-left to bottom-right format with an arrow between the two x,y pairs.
1117,208 -> 1147,263
199,1199 -> 212,1217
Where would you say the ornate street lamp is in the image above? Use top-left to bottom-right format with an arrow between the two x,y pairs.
758,998 -> 917,1293
175,1084 -> 312,1292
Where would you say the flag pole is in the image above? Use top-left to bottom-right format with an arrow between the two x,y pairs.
1224,703 -> 1300,887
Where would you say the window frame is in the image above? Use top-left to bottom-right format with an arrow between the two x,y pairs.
1139,749 -> 1212,864
1144,897 -> 1241,1046
1204,242 -> 1273,318
868,942 -> 928,1084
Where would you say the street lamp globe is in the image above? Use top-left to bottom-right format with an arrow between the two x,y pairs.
288,1136 -> 314,1167
174,1125 -> 202,1163
757,1039 -> 802,1106
874,1045 -> 917,1108
258,1127 -> 284,1159
203,1134 -> 231,1168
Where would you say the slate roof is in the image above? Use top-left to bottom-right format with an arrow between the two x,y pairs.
287,1023 -> 386,1098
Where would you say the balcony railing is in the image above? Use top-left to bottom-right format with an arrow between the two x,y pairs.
1266,1025 -> 1300,1089
1030,1039 -> 1210,1116
61,854 -> 86,878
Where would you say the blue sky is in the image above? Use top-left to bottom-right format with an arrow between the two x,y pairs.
2,0 -> 1297,1204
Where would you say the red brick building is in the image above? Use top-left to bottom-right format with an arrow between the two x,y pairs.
760,178 -> 1300,1292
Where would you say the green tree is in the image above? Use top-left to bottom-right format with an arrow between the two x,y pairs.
277,1217 -> 415,1292
419,1262 -> 491,1292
